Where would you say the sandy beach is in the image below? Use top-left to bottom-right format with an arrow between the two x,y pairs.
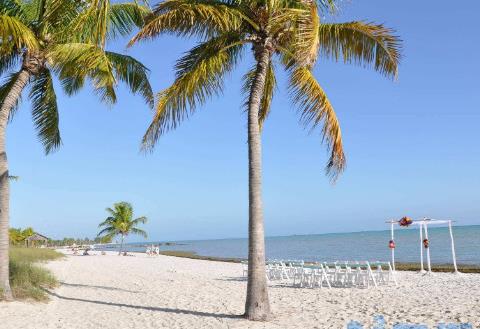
1,251 -> 479,328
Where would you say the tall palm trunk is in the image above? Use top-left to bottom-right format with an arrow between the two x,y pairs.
0,69 -> 31,300
244,43 -> 271,321
118,234 -> 125,255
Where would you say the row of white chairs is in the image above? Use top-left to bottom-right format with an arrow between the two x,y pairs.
146,246 -> 160,256
242,260 -> 397,289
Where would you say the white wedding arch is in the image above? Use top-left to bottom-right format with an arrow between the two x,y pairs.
385,218 -> 459,274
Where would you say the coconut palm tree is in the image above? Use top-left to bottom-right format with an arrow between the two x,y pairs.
0,0 -> 154,300
8,228 -> 23,245
8,227 -> 34,245
130,0 -> 401,320
97,202 -> 148,255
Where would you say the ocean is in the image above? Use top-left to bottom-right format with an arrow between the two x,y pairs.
120,225 -> 480,265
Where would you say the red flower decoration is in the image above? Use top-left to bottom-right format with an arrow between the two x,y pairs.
389,240 -> 396,249
399,216 -> 413,227
423,239 -> 429,248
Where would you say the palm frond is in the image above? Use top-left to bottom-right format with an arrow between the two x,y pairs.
97,226 -> 118,237
106,51 -> 154,107
0,72 -> 22,122
129,227 -> 147,238
98,216 -> 115,227
318,21 -> 401,78
0,51 -> 20,76
43,0 -> 84,37
16,0 -> 39,25
142,33 -> 243,150
0,0 -> 25,18
68,0 -> 111,47
288,66 -> 345,179
0,14 -> 39,54
29,68 -> 62,154
92,0 -> 110,48
59,75 -> 86,96
105,207 -> 116,217
293,1 -> 320,67
48,43 -> 117,104
242,61 -> 276,129
107,2 -> 150,39
318,0 -> 338,13
132,216 -> 147,225
129,0 -> 245,45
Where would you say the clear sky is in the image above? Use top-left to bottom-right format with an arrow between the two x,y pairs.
7,0 -> 480,242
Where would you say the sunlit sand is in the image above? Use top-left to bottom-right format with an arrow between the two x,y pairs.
1,251 -> 479,328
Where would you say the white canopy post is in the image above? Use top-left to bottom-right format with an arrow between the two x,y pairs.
423,223 -> 432,273
419,223 -> 425,273
390,222 -> 396,272
448,220 -> 459,273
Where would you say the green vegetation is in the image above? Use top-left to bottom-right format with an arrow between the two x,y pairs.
159,250 -> 241,263
9,227 -> 35,245
394,263 -> 480,274
9,226 -> 113,247
2,248 -> 63,301
98,202 -> 148,255
9,247 -> 63,263
48,235 -> 112,247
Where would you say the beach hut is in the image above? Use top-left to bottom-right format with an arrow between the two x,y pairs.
386,218 -> 459,274
25,233 -> 49,248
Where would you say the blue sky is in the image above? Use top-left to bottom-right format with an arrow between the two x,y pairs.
7,0 -> 480,241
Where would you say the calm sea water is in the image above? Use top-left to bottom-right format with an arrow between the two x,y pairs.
120,225 -> 480,265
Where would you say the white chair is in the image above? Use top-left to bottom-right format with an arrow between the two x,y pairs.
300,267 -> 314,288
292,265 -> 305,287
355,264 -> 371,288
357,261 -> 378,288
312,264 -> 332,289
242,261 -> 248,277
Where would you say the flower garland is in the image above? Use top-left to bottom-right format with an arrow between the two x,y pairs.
423,238 -> 429,248
399,216 -> 413,227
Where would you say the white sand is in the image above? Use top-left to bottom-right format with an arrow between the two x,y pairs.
1,251 -> 479,328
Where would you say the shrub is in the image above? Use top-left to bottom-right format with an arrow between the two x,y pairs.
1,248 -> 64,301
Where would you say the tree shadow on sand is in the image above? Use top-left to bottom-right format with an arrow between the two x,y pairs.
215,277 -> 247,282
60,282 -> 141,294
44,290 -> 242,319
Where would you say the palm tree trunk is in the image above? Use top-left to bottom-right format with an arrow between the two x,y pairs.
0,69 -> 31,300
118,235 -> 124,255
244,44 -> 271,321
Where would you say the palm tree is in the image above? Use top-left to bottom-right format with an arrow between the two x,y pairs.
8,228 -> 23,245
0,0 -> 154,300
97,202 -> 148,255
8,227 -> 34,245
130,0 -> 400,320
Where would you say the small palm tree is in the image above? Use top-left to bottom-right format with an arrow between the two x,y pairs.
8,227 -> 33,245
0,0 -> 153,299
130,0 -> 401,320
97,202 -> 148,255
8,228 -> 23,245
